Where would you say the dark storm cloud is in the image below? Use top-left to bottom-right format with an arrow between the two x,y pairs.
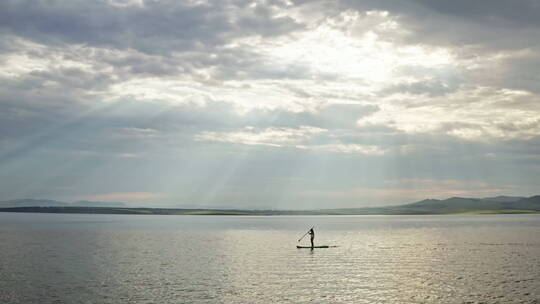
103,53 -> 183,76
0,0 -> 302,54
0,0 -> 310,86
469,52 -> 540,94
412,0 -> 540,29
332,0 -> 540,51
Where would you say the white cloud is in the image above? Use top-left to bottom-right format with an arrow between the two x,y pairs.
298,144 -> 387,155
357,86 -> 540,141
196,125 -> 389,155
196,126 -> 327,147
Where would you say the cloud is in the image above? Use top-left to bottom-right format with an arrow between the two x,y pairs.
357,86 -> 540,141
0,0 -> 539,207
334,0 -> 540,50
381,79 -> 462,97
196,126 -> 327,147
0,0 -> 302,53
299,144 -> 388,156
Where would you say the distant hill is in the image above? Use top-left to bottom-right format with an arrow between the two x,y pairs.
408,195 -> 540,214
0,199 -> 70,208
0,199 -> 126,208
0,196 -> 539,215
316,195 -> 540,215
480,196 -> 525,203
502,195 -> 540,211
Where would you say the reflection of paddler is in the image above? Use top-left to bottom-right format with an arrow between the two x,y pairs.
308,228 -> 315,248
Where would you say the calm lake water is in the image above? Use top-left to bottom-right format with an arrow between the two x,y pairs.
0,213 -> 539,304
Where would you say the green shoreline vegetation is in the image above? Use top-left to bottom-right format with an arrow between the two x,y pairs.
457,209 -> 540,215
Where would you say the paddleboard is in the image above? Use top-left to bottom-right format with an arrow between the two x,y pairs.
296,245 -> 336,249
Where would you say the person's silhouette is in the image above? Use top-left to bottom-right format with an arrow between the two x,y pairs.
308,228 -> 315,248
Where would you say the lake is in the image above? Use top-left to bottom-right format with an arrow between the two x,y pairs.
0,213 -> 539,303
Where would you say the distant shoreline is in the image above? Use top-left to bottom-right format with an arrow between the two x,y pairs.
0,206 -> 539,216
1,195 -> 539,216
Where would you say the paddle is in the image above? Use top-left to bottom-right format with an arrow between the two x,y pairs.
298,226 -> 314,242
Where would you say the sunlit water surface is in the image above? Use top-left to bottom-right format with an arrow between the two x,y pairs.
0,213 -> 539,304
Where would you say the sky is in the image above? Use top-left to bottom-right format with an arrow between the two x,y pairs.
1,0 -> 539,209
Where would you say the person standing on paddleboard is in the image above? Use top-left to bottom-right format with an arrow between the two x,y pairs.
308,228 -> 315,248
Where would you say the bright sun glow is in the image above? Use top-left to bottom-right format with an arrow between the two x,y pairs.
106,10 -> 456,115
264,11 -> 454,88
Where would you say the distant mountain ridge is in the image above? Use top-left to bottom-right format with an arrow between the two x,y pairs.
480,196 -> 524,203
395,195 -> 540,214
322,195 -> 540,215
0,199 -> 126,208
0,196 -> 539,215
